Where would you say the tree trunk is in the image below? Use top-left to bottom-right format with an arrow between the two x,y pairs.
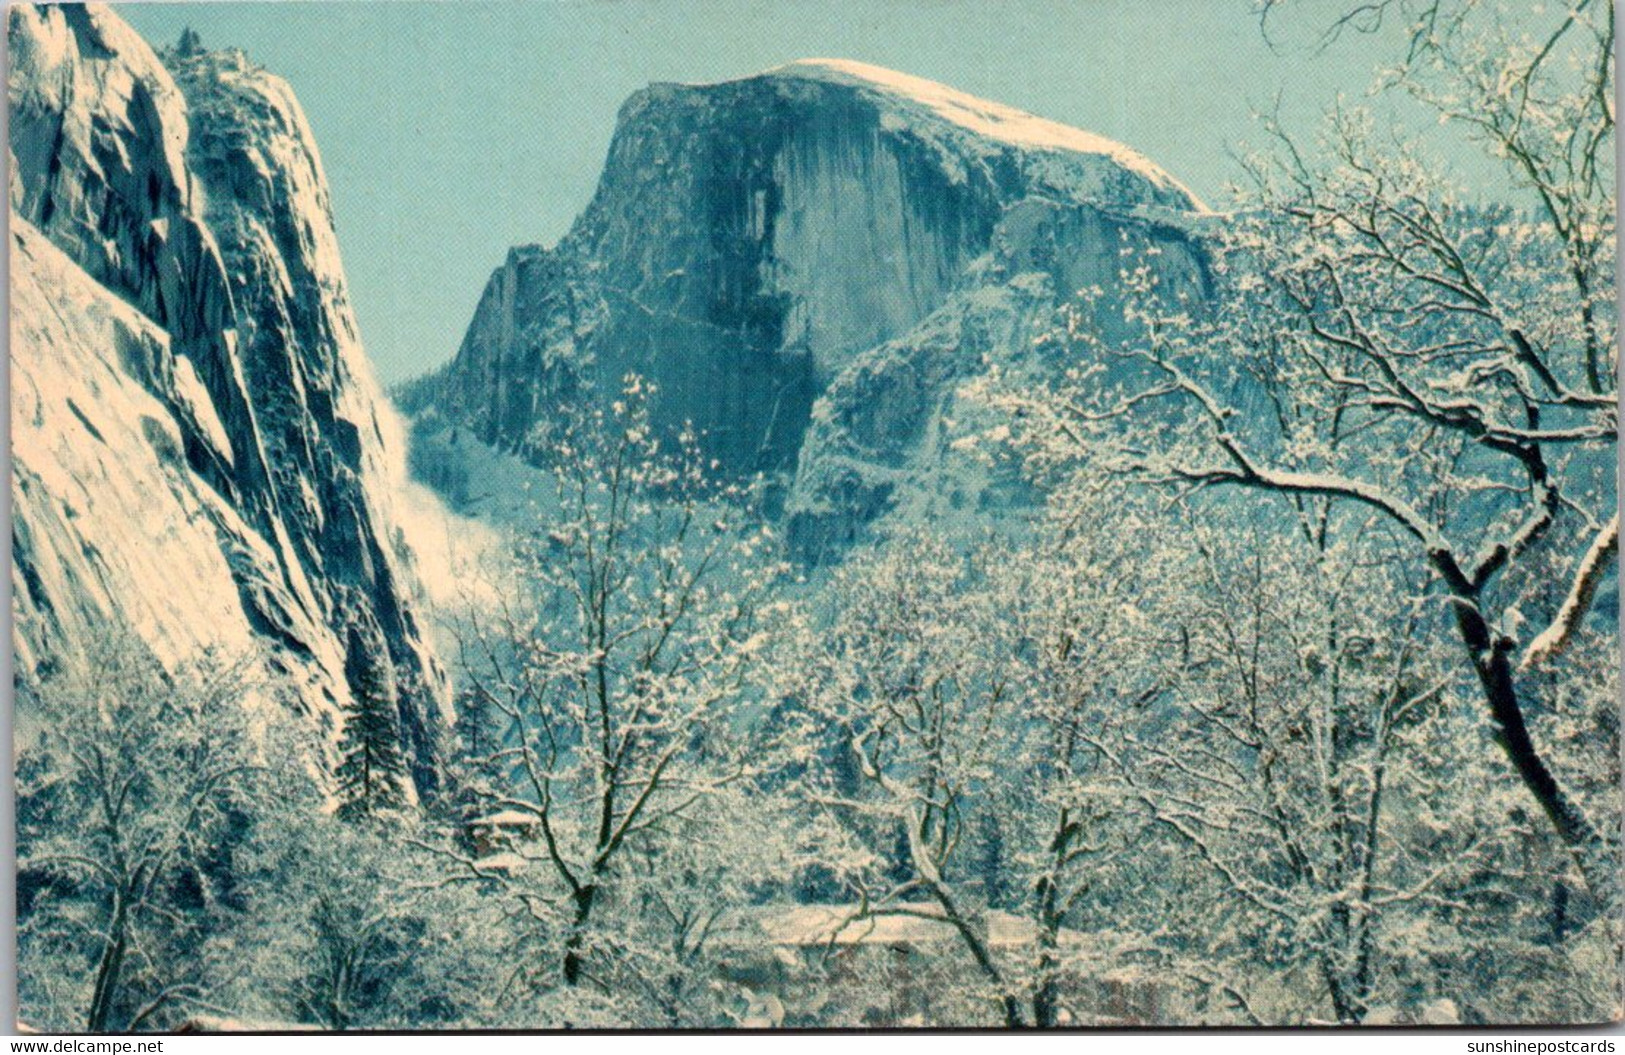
1450,601 -> 1608,898
1032,936 -> 1061,1027
1318,955 -> 1362,1025
943,910 -> 1024,1027
87,893 -> 130,1032
1031,859 -> 1065,1026
562,883 -> 598,986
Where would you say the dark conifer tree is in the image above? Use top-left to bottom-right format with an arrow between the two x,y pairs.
335,636 -> 410,822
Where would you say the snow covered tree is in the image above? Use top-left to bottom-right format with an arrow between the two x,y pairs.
334,629 -> 411,823
279,867 -> 414,1029
1002,0 -> 1616,905
15,641 -> 295,1032
1094,513 -> 1473,1023
994,511 -> 1181,1027
433,377 -> 789,1001
1086,502 -> 1619,1025
237,815 -> 515,1030
788,534 -> 1027,1025
588,781 -> 803,1026
784,521 -> 1172,1027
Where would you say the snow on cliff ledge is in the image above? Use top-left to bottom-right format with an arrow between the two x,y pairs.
751,58 -> 1209,213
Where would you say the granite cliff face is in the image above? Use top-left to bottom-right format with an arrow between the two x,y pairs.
409,59 -> 1211,559
9,4 -> 445,793
783,194 -> 1210,560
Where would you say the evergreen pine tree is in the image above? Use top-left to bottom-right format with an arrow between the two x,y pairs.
453,685 -> 501,761
175,26 -> 203,56
334,638 -> 409,822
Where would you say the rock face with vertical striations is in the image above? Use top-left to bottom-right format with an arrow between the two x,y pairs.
9,4 -> 446,794
405,59 -> 1213,559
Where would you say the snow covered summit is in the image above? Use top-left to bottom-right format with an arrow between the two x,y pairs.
760,58 -> 1207,211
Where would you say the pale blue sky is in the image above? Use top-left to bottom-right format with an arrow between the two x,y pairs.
115,0 -> 1447,383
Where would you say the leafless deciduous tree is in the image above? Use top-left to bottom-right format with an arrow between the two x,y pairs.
432,380 -> 787,1003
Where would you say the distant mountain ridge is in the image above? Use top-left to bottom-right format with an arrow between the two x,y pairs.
403,57 -> 1212,559
9,4 -> 446,792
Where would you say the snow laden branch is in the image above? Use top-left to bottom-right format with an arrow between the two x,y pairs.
1522,514 -> 1619,670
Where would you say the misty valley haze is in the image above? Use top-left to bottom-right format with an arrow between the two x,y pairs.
10,0 -> 1620,1032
